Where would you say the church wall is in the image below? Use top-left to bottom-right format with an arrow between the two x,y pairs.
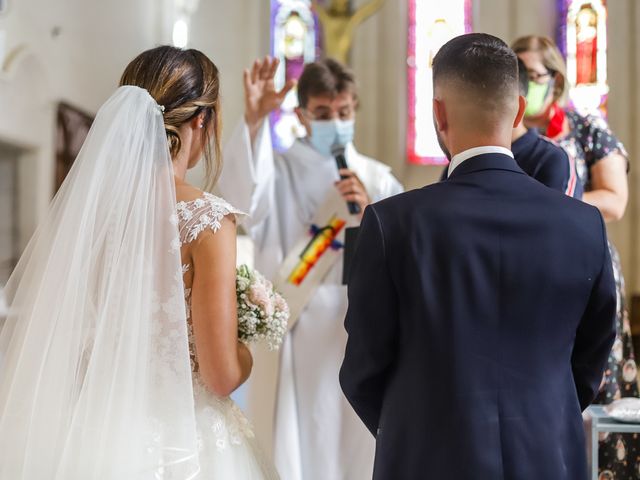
0,0 -> 159,113
0,0 -> 272,245
185,0 -> 272,185
604,0 -> 635,295
0,0 -> 160,251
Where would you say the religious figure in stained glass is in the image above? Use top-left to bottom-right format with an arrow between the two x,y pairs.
575,5 -> 598,85
427,18 -> 455,67
407,0 -> 473,165
283,12 -> 307,79
271,0 -> 321,151
561,0 -> 608,116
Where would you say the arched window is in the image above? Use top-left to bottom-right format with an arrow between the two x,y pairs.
558,0 -> 608,116
271,0 -> 322,151
407,0 -> 473,165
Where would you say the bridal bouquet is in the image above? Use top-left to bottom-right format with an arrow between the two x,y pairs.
236,264 -> 289,350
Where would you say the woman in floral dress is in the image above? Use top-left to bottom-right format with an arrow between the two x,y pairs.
513,35 -> 637,479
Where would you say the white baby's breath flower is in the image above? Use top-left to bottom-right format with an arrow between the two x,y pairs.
236,264 -> 289,350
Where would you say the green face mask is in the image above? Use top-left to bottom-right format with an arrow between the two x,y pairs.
525,80 -> 552,116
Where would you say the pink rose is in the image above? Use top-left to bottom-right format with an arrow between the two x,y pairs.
249,283 -> 274,317
274,294 -> 289,316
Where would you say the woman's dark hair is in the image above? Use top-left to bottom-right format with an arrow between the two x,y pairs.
120,46 -> 222,190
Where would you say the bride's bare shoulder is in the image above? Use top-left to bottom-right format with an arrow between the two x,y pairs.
175,182 -> 204,203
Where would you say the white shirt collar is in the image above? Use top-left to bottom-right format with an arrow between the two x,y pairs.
447,146 -> 514,177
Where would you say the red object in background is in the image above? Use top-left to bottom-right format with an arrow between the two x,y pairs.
545,103 -> 567,139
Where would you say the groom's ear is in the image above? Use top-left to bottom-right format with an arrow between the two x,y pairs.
513,94 -> 526,129
433,98 -> 447,132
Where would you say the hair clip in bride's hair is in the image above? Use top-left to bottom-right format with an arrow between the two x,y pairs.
158,104 -> 166,115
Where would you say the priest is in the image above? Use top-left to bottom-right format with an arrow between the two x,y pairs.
219,56 -> 403,480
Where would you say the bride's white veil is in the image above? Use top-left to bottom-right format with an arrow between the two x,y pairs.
0,86 -> 200,479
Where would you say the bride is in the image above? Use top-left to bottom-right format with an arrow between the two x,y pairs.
0,46 -> 279,479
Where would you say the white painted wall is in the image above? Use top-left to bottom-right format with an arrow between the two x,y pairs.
0,0 -> 159,111
0,0 -> 161,249
185,0 -> 272,186
0,0 -> 271,240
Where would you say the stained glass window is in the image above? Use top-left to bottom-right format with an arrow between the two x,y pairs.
407,0 -> 473,165
558,0 -> 608,116
271,0 -> 322,152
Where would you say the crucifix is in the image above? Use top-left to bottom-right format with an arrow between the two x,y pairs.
313,0 -> 386,64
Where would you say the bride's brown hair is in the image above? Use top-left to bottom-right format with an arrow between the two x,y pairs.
120,46 -> 222,190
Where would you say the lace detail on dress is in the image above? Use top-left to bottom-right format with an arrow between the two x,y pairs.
174,194 -> 273,465
182,263 -> 196,373
192,379 -> 256,452
177,192 -> 245,245
149,267 -> 194,390
178,193 -> 245,374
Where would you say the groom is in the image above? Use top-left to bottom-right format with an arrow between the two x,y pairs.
340,33 -> 616,479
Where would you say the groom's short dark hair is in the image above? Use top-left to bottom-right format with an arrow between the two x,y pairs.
433,33 -> 519,108
517,57 -> 529,96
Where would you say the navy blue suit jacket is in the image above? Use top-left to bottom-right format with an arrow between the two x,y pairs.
440,130 -> 582,199
512,129 -> 582,199
340,153 -> 616,479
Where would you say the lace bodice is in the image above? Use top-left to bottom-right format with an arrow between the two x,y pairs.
177,192 -> 244,246
174,193 -> 272,464
176,192 -> 245,374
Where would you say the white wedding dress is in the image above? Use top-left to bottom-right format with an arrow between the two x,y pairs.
177,192 -> 279,479
0,86 -> 278,479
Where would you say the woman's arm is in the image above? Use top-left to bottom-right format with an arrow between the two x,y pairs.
190,215 -> 252,396
583,152 -> 628,222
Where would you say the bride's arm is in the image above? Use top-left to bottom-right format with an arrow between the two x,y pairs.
190,215 -> 253,396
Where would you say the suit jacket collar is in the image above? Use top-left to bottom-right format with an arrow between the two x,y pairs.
446,153 -> 526,180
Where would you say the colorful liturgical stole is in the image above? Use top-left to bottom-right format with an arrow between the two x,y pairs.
273,192 -> 357,329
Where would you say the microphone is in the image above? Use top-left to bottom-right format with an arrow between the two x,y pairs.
331,144 -> 361,215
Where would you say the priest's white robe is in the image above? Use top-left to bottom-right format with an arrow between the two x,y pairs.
219,119 -> 403,480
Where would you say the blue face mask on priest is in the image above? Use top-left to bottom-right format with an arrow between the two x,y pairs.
296,89 -> 357,158
308,118 -> 355,157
